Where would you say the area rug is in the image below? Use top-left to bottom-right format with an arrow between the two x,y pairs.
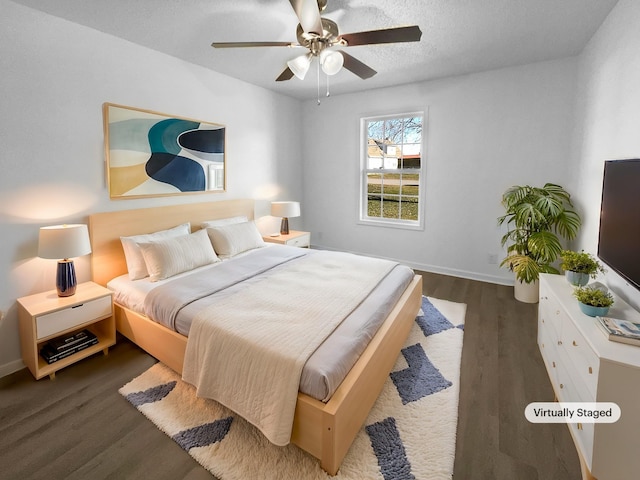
119,296 -> 466,480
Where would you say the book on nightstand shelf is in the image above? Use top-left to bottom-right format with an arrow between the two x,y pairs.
596,316 -> 640,346
47,329 -> 97,352
40,329 -> 98,364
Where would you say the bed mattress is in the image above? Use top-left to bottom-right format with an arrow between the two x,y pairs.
108,245 -> 414,401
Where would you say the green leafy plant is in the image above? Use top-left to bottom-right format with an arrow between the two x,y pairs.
498,183 -> 582,284
560,250 -> 605,278
573,286 -> 614,307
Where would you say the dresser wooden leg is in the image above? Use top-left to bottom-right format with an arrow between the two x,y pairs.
580,454 -> 597,480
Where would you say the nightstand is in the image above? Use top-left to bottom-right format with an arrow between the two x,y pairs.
18,281 -> 115,380
263,230 -> 311,248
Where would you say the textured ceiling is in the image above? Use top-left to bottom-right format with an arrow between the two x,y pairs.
13,0 -> 618,100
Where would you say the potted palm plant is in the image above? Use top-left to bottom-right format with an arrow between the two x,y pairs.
559,250 -> 605,286
498,183 -> 582,303
573,285 -> 614,317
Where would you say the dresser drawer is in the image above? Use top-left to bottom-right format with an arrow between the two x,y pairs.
539,295 -> 562,340
538,322 -> 560,388
36,295 -> 112,340
555,355 -> 596,470
561,318 -> 600,399
555,351 -> 591,403
571,420 -> 595,469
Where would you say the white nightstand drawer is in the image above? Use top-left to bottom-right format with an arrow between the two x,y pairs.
285,232 -> 310,247
36,296 -> 112,340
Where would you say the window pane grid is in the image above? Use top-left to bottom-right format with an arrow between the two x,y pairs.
365,173 -> 420,221
362,113 -> 424,226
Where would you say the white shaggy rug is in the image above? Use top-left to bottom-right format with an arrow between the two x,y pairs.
119,296 -> 466,480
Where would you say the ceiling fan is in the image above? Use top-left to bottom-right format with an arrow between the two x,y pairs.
211,0 -> 422,82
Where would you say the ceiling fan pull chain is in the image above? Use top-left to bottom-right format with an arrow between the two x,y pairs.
317,59 -> 321,105
326,72 -> 331,97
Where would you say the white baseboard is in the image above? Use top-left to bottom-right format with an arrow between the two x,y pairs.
0,358 -> 25,379
310,243 -> 513,286
405,261 -> 513,286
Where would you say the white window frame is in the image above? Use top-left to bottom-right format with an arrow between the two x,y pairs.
358,111 -> 426,230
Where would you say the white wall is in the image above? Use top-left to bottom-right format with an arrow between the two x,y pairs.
301,58 -> 578,284
0,1 -> 303,376
4,1 -> 638,378
569,0 -> 640,311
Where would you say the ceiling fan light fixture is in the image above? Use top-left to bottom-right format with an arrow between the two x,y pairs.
287,53 -> 312,80
320,50 -> 344,76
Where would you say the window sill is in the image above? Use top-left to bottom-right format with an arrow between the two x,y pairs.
357,218 -> 424,231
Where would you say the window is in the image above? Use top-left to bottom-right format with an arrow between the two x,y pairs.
360,112 -> 425,229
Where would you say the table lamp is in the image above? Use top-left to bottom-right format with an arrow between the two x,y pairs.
271,201 -> 300,235
38,224 -> 92,297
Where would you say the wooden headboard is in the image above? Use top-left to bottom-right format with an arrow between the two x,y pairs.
89,199 -> 255,287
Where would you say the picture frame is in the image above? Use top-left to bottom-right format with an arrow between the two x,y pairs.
103,103 -> 226,199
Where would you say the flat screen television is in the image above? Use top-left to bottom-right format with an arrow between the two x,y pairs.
598,159 -> 640,291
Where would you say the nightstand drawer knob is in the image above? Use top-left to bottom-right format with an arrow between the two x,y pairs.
572,340 -> 578,346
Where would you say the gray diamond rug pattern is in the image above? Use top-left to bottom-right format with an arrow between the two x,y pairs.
119,296 -> 466,480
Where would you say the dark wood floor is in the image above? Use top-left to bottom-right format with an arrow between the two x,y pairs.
0,272 -> 581,480
421,272 -> 581,480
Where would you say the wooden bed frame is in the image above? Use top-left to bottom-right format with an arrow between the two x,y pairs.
89,199 -> 422,475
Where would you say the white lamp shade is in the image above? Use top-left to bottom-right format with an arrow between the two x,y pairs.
287,54 -> 312,80
38,224 -> 92,260
320,50 -> 344,76
271,201 -> 301,218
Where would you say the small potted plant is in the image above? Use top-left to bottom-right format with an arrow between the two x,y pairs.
560,250 -> 605,286
573,285 -> 614,317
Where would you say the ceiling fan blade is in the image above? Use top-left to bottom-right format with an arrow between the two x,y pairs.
276,67 -> 295,82
340,25 -> 422,46
212,41 -> 295,48
288,0 -> 323,35
340,51 -> 376,79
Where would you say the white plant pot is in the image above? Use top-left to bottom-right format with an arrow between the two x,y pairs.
514,278 -> 539,303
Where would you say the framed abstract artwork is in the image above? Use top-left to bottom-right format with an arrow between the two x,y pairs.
103,103 -> 226,199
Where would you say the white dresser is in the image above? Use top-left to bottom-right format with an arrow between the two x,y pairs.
538,273 -> 640,480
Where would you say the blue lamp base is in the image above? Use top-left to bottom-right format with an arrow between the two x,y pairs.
56,260 -> 77,297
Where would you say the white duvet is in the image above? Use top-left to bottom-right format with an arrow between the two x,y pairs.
181,250 -> 398,446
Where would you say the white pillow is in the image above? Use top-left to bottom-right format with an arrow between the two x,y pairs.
138,229 -> 219,282
200,216 -> 248,229
206,221 -> 265,259
120,223 -> 190,280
